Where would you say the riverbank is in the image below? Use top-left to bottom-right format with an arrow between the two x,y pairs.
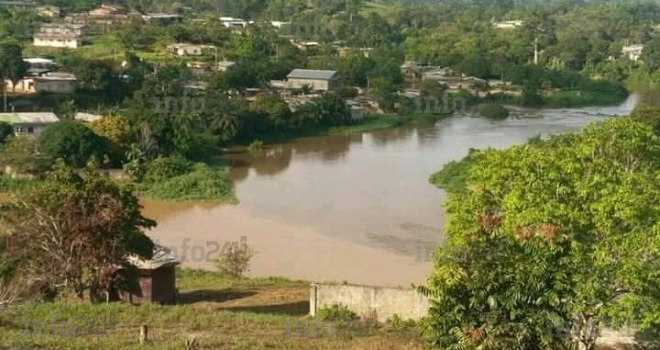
229,112 -> 439,147
0,268 -> 422,350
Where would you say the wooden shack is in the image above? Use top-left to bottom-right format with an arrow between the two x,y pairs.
118,246 -> 180,304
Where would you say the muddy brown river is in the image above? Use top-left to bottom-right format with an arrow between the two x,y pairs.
143,94 -> 638,287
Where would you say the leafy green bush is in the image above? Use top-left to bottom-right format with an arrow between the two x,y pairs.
316,304 -> 358,322
142,156 -> 192,183
478,104 -> 510,119
137,163 -> 235,202
429,149 -> 480,194
248,140 -> 264,152
37,120 -> 108,167
215,242 -> 256,278
386,314 -> 417,329
0,122 -> 13,145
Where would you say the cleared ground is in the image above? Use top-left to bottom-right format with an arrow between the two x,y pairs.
0,269 -> 422,350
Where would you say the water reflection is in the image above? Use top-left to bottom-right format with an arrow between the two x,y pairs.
226,133 -> 363,183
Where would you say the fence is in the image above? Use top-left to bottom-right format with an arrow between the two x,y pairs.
309,283 -> 640,348
309,283 -> 429,323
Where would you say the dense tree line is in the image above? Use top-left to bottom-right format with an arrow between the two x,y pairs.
424,113 -> 660,350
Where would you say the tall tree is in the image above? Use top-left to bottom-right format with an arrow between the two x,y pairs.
0,42 -> 27,112
0,161 -> 155,302
421,118 -> 660,350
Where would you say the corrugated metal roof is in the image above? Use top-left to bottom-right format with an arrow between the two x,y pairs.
24,57 -> 56,65
127,245 -> 180,270
287,69 -> 338,80
0,112 -> 59,124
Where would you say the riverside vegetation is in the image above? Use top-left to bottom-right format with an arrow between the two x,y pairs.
2,0 -> 653,200
1,0 -> 660,349
424,107 -> 660,350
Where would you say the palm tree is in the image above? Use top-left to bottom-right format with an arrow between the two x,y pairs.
524,10 -> 555,65
211,111 -> 239,142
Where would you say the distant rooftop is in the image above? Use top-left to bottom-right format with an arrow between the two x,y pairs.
39,23 -> 86,29
0,112 -> 59,124
287,69 -> 338,80
24,57 -> 57,65
127,245 -> 180,270
35,72 -> 77,81
216,60 -> 236,67
75,112 -> 102,122
143,13 -> 183,19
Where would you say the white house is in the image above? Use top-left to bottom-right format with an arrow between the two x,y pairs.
219,17 -> 247,28
75,112 -> 103,122
0,112 -> 59,136
3,58 -> 59,94
167,43 -> 204,56
215,60 -> 236,72
34,72 -> 77,93
33,23 -> 85,48
142,13 -> 183,25
492,20 -> 523,29
271,21 -> 290,28
622,44 -> 644,62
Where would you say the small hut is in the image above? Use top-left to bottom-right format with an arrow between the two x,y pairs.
118,246 -> 180,304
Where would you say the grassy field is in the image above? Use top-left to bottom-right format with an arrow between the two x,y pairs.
0,269 -> 423,350
23,35 -> 171,63
359,1 -> 404,23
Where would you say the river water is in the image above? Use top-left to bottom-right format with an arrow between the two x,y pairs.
143,94 -> 638,287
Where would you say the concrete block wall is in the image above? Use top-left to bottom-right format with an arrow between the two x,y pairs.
309,283 -> 643,348
309,283 -> 429,323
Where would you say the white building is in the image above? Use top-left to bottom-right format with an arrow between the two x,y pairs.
220,17 -> 247,28
167,43 -> 205,56
34,72 -> 77,93
215,60 -> 236,72
622,44 -> 645,62
142,13 -> 183,25
0,112 -> 59,136
33,23 -> 85,48
3,58 -> 59,94
75,112 -> 103,122
271,21 -> 290,28
286,69 -> 340,91
493,20 -> 523,29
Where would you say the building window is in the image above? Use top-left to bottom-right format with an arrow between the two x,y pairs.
27,126 -> 34,134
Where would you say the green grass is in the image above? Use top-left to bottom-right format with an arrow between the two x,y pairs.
360,1 -> 404,23
0,176 -> 40,194
175,268 -> 304,290
0,268 -> 422,350
136,163 -> 237,203
544,90 -> 629,108
23,35 -> 168,63
429,150 -> 479,195
328,115 -> 404,134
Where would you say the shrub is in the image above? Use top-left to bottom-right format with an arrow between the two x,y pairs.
215,242 -> 255,278
386,314 -> 417,329
142,156 -> 192,183
137,163 -> 235,202
248,140 -> 264,152
0,122 -> 13,145
479,104 -> 510,119
316,304 -> 358,322
37,120 -> 108,167
0,137 -> 50,176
